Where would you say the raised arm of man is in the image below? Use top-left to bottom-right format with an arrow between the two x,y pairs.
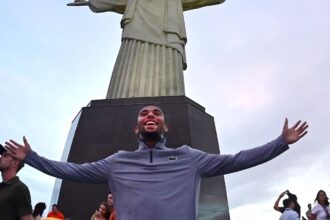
5,137 -> 111,183
189,118 -> 308,177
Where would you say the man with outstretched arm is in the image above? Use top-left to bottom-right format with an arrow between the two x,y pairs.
5,105 -> 308,220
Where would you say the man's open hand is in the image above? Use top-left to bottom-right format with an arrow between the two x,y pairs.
282,118 -> 308,145
5,136 -> 32,161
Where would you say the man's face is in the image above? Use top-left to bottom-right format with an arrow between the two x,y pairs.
107,193 -> 113,206
99,204 -> 107,215
52,205 -> 59,213
135,105 -> 168,139
0,152 -> 16,172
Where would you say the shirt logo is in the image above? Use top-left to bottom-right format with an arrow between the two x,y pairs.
168,156 -> 177,161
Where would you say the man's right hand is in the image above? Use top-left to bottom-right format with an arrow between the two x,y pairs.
5,136 -> 32,161
279,190 -> 288,198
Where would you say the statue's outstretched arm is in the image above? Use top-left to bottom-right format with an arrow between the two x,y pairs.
66,0 -> 126,14
67,0 -> 89,6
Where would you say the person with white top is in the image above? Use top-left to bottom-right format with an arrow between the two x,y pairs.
311,190 -> 330,220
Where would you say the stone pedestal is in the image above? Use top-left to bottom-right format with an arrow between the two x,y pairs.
51,96 -> 230,220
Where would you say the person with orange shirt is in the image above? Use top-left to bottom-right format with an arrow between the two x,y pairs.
47,204 -> 64,220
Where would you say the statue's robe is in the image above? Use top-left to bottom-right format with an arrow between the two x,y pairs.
88,0 -> 224,98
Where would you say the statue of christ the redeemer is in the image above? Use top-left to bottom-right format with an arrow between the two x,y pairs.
68,0 -> 225,99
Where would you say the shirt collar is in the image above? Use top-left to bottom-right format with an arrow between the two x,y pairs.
137,136 -> 167,151
1,176 -> 19,185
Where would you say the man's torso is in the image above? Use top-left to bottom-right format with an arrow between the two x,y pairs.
0,176 -> 32,220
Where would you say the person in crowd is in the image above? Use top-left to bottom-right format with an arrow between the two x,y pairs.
32,202 -> 46,220
91,201 -> 110,220
5,105 -> 308,220
274,190 -> 301,217
108,192 -> 116,220
0,144 -> 33,220
311,190 -> 330,220
279,198 -> 299,220
107,192 -> 114,217
306,203 -> 312,220
47,204 -> 64,220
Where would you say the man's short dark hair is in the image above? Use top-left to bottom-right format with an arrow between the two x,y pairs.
283,198 -> 294,208
0,144 -> 6,155
0,144 -> 25,173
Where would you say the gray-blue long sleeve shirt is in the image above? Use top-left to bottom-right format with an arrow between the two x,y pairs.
24,136 -> 289,220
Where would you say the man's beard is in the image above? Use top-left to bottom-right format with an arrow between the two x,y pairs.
140,131 -> 161,142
